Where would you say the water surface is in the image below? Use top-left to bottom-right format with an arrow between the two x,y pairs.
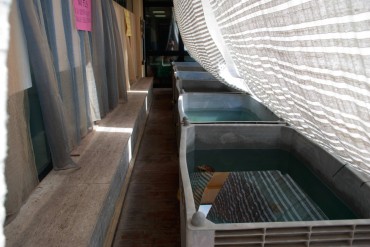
187,149 -> 357,220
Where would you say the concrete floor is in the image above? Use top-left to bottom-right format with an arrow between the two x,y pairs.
112,89 -> 181,246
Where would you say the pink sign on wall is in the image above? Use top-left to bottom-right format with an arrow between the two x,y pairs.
73,0 -> 92,31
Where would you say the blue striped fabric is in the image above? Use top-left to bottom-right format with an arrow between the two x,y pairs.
207,171 -> 328,223
189,171 -> 213,210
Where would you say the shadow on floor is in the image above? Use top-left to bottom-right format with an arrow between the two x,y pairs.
112,89 -> 180,247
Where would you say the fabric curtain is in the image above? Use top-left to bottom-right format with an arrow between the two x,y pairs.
81,31 -> 101,123
39,0 -> 90,149
20,0 -> 128,156
92,0 -> 127,117
91,0 -> 110,116
5,1 -> 38,223
124,9 -> 139,84
5,91 -> 38,224
107,0 -> 128,101
102,0 -> 128,105
173,0 -> 370,175
113,2 -> 131,91
7,0 -> 32,96
4,1 -> 38,224
18,0 -> 77,170
5,0 -> 128,225
167,10 -> 179,50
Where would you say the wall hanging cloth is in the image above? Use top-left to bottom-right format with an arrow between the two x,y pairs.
5,91 -> 38,224
91,0 -> 127,117
7,0 -> 32,96
18,0 -> 128,168
5,0 -> 127,225
18,0 -> 77,170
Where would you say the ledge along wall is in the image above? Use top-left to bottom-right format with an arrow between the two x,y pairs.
5,78 -> 153,247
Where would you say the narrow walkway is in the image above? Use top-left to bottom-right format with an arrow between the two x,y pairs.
112,89 -> 180,246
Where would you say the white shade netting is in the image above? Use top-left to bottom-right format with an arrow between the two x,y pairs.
173,0 -> 370,175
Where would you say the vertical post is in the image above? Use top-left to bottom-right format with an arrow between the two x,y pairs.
178,33 -> 184,62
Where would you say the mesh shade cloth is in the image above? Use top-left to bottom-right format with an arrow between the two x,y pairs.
18,0 -> 77,170
173,0 -> 227,85
174,0 -> 370,175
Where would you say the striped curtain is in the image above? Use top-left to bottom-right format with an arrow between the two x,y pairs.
173,0 -> 370,175
5,0 -> 128,224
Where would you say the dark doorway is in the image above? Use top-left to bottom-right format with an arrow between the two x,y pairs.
144,0 -> 191,87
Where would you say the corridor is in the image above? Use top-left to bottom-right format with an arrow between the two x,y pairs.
112,89 -> 181,246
